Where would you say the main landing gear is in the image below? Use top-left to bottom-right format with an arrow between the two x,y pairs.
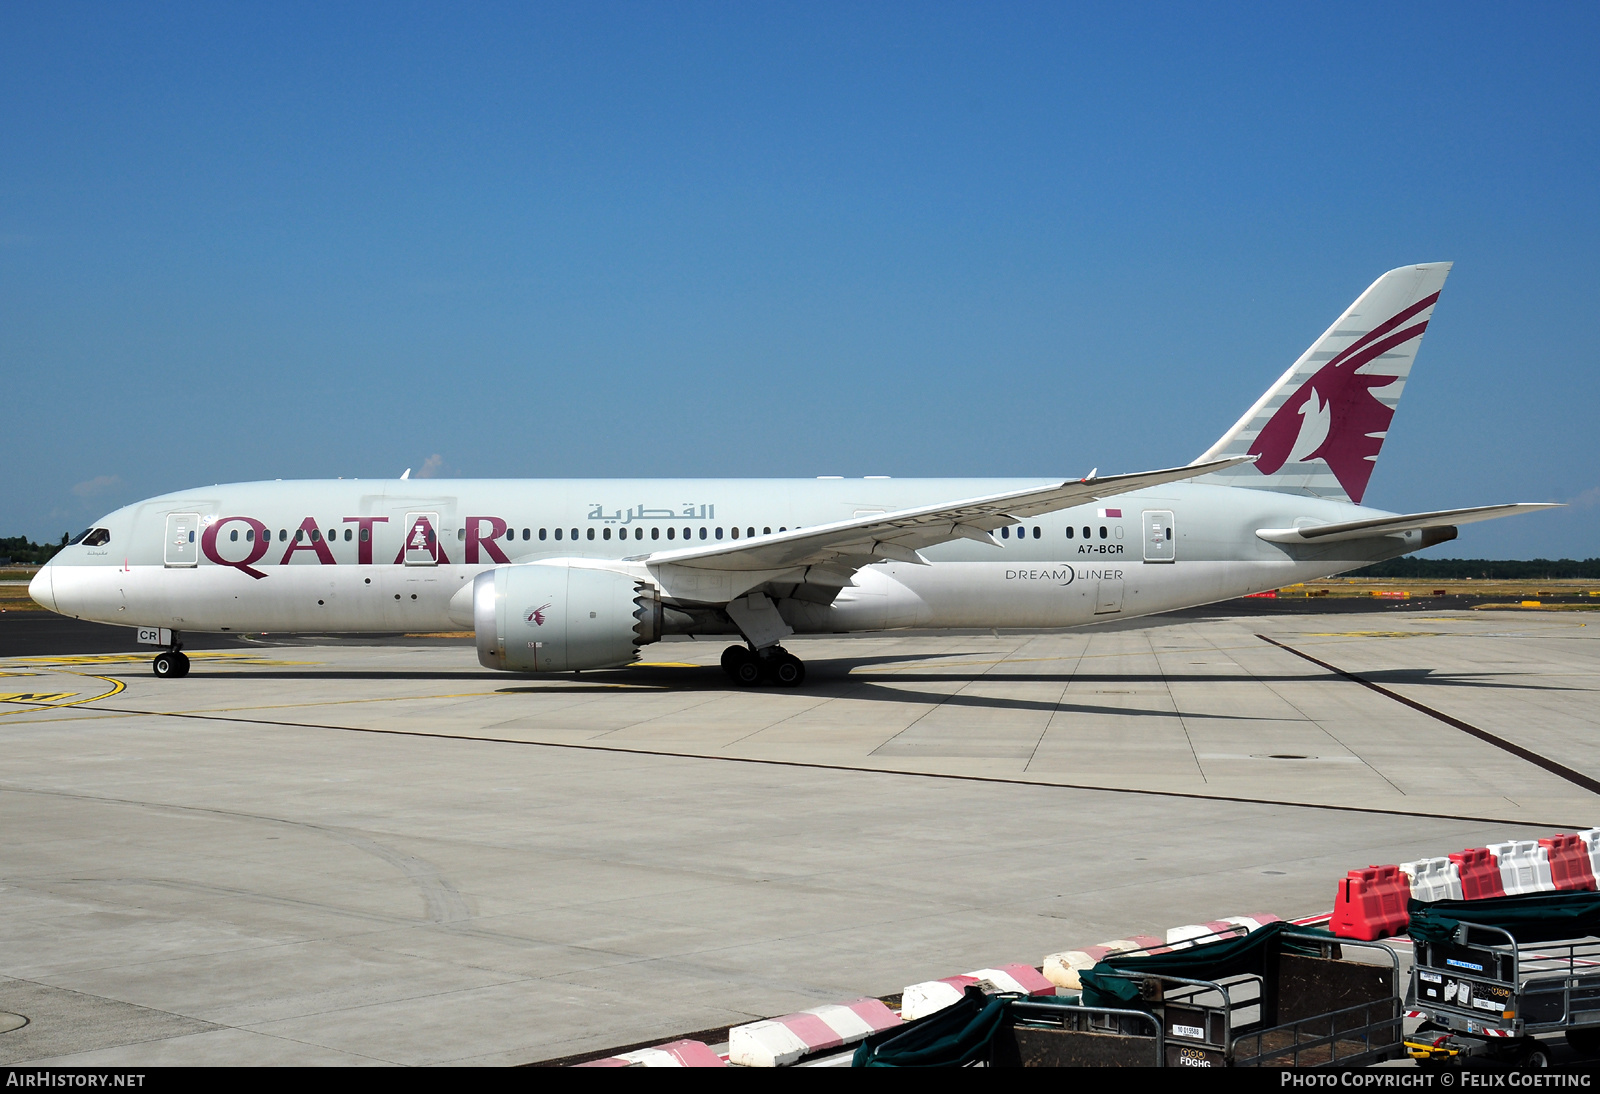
721,644 -> 805,688
152,649 -> 190,678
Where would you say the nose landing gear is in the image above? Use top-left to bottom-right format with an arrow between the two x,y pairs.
720,645 -> 806,687
152,649 -> 190,678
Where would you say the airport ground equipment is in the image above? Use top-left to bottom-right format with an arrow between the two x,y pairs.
1405,892 -> 1600,1067
854,922 -> 1402,1067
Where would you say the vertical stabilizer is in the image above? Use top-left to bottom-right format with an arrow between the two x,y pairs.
1194,263 -> 1451,503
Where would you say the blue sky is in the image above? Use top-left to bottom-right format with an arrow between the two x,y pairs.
3,2 -> 1596,558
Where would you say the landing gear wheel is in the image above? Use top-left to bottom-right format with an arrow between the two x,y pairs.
720,645 -> 747,677
732,654 -> 762,686
153,650 -> 189,678
768,653 -> 805,687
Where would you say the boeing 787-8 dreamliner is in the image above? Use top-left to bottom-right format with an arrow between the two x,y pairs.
30,263 -> 1555,685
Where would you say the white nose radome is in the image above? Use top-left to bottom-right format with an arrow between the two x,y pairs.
28,564 -> 56,613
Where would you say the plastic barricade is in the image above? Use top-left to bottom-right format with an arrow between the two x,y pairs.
968,964 -> 1055,997
1450,847 -> 1508,900
727,998 -> 901,1067
1578,830 -> 1600,882
1488,840 -> 1555,895
1043,944 -> 1124,991
1329,864 -> 1409,940
1166,920 -> 1241,949
1400,856 -> 1463,902
1539,834 -> 1598,891
575,1039 -> 726,1067
900,975 -> 984,1021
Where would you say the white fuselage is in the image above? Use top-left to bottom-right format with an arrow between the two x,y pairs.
31,477 -> 1418,640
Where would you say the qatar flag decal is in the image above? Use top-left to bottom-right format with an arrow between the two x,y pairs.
1097,508 -> 1122,518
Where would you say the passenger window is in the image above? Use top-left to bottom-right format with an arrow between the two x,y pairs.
1099,526 -> 1107,539
280,529 -> 288,541
540,528 -> 547,540
587,528 -> 595,541
747,527 -> 755,538
763,527 -> 771,535
667,527 -> 675,540
505,528 -> 514,541
554,528 -> 562,540
312,529 -> 322,542
715,527 -> 724,540
651,527 -> 660,540
229,529 -> 239,542
245,529 -> 254,542
603,528 -> 612,541
699,527 -> 707,540
189,531 -> 195,542
360,528 -> 370,543
1065,526 -> 1074,538
1000,526 -> 1009,539
634,528 -> 643,540
1082,526 -> 1091,538
570,528 -> 578,540
345,528 -> 353,541
780,527 -> 786,532
730,527 -> 739,539
1033,527 -> 1041,539
295,529 -> 304,543
457,528 -> 465,541
522,528 -> 530,540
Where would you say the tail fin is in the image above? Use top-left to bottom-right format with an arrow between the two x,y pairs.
1194,262 -> 1452,504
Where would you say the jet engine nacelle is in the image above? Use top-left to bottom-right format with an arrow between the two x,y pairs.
469,562 -> 661,672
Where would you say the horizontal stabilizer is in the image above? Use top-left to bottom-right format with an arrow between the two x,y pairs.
1256,503 -> 1560,545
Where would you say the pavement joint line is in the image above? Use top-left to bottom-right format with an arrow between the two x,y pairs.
27,701 -> 1591,830
1257,634 -> 1600,798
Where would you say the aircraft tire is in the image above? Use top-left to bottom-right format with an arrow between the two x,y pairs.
152,652 -> 179,678
732,656 -> 762,687
720,645 -> 747,677
172,651 -> 190,677
769,653 -> 805,688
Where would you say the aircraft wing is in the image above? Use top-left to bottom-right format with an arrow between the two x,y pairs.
1255,502 -> 1561,545
630,457 -> 1252,579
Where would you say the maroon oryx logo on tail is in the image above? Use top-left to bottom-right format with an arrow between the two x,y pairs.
526,603 -> 553,626
1247,292 -> 1438,504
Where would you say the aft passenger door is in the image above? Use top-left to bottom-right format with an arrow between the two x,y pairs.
1143,510 -> 1176,562
165,513 -> 199,567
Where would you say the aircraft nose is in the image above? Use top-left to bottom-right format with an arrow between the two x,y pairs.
28,564 -> 56,613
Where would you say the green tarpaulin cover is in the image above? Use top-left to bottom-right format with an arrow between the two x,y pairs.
1408,891 -> 1600,945
1078,922 -> 1320,1009
852,986 -> 1008,1068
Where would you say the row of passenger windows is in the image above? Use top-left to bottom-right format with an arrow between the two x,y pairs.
230,522 -> 1113,546
530,525 -> 783,542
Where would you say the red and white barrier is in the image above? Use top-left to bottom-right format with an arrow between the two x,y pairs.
726,998 -> 900,1067
1401,857 -> 1463,902
1488,840 -> 1555,895
575,1039 -> 726,1067
1044,915 -> 1280,990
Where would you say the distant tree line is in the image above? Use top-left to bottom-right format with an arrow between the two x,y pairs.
0,534 -> 68,565
1350,557 -> 1600,580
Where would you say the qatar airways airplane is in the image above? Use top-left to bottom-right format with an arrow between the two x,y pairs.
30,263 -> 1554,685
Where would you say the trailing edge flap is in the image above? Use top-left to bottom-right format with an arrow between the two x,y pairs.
1256,503 -> 1560,545
631,456 -> 1252,578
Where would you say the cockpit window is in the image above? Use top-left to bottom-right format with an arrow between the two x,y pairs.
82,528 -> 111,547
67,528 -> 91,546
